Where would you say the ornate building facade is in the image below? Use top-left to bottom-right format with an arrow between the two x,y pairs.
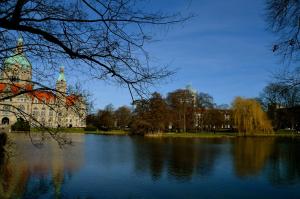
0,38 -> 86,128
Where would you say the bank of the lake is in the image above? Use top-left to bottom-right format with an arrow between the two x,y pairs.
144,131 -> 300,138
29,128 -> 129,135
27,128 -> 300,138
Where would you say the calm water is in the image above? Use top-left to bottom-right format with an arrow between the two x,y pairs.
1,134 -> 300,199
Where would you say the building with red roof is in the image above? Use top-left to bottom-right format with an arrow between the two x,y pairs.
0,38 -> 87,128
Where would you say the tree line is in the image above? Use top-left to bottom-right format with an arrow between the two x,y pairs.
86,87 -> 233,134
86,86 -> 277,135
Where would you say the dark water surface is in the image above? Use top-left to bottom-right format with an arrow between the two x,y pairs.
1,134 -> 300,199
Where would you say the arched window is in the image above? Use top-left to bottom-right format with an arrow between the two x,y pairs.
2,117 -> 9,125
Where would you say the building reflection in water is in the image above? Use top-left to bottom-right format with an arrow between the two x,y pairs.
0,133 -> 84,199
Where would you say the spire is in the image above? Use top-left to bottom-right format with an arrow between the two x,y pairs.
16,33 -> 24,54
56,66 -> 67,94
57,67 -> 66,82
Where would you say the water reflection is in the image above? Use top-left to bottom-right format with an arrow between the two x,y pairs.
232,137 -> 275,177
0,134 -> 84,199
132,138 -> 223,181
0,134 -> 300,199
267,138 -> 300,185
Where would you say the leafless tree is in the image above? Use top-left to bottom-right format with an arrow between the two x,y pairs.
266,0 -> 300,93
0,0 -> 188,99
0,0 -> 188,146
266,0 -> 300,62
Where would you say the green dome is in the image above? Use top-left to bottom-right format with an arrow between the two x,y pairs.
4,53 -> 31,69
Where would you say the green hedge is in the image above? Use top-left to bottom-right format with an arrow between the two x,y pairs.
84,125 -> 97,131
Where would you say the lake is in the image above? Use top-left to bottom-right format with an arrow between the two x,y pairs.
1,133 -> 300,199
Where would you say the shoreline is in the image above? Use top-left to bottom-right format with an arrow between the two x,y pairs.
13,129 -> 300,138
144,132 -> 300,138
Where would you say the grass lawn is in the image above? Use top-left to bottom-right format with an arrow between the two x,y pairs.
144,131 -> 300,138
29,128 -> 128,135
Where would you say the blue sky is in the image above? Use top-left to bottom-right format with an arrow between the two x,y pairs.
73,0 -> 282,110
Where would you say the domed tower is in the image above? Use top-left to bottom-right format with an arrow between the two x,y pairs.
56,67 -> 67,94
2,37 -> 32,85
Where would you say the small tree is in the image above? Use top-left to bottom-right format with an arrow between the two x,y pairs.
232,97 -> 273,135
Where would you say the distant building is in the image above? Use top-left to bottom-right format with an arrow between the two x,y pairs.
0,37 -> 86,128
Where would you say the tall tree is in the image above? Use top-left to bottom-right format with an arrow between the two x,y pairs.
97,104 -> 115,130
197,92 -> 214,109
167,89 -> 196,132
115,106 -> 132,130
131,92 -> 169,134
148,92 -> 169,132
260,82 -> 300,109
232,97 -> 273,135
131,99 -> 151,134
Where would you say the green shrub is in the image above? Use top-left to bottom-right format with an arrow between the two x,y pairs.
11,119 -> 30,132
84,125 -> 97,131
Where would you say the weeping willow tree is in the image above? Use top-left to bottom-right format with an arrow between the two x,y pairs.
232,97 -> 273,135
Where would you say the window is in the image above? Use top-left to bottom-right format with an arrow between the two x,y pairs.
10,76 -> 19,82
33,107 -> 39,117
41,107 -> 46,116
3,105 -> 10,116
3,105 -> 10,112
18,105 -> 25,112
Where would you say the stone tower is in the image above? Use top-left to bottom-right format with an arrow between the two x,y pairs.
3,36 -> 32,85
56,67 -> 67,94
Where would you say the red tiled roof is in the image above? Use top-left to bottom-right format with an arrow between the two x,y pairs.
0,83 -> 6,92
66,95 -> 78,106
0,83 -> 79,106
0,83 -> 32,94
30,91 -> 56,103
